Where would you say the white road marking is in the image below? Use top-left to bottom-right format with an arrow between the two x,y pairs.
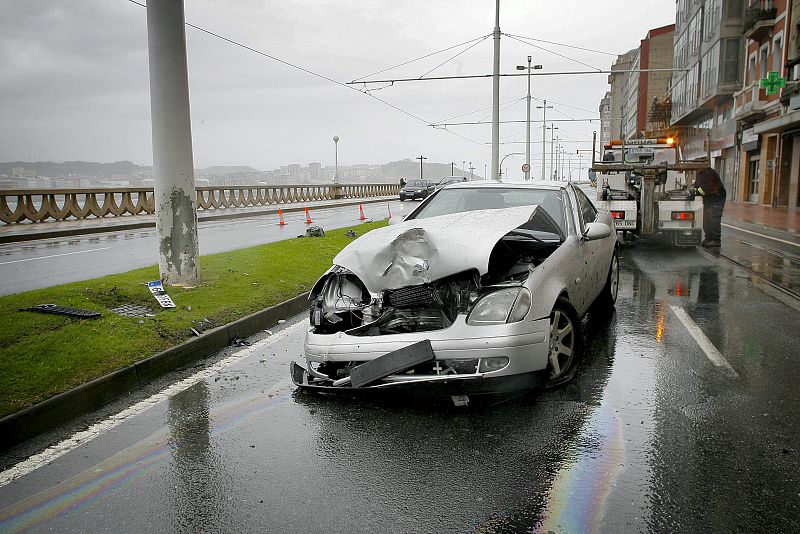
723,223 -> 800,249
0,319 -> 306,488
0,247 -> 111,265
669,306 -> 739,379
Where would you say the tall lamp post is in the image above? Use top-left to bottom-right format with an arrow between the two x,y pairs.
500,152 -> 525,179
417,155 -> 427,181
537,100 -> 553,181
516,57 -> 542,180
332,136 -> 339,184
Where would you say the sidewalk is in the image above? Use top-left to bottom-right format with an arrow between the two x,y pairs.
0,196 -> 395,243
722,201 -> 800,243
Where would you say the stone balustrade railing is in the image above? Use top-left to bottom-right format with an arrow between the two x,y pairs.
0,184 -> 399,224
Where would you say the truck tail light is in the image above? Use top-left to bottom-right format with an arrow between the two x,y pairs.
671,211 -> 695,221
611,211 -> 625,220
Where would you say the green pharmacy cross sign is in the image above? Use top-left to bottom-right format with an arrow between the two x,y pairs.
760,71 -> 786,95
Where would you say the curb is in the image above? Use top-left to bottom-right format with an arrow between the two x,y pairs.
0,197 -> 394,243
0,292 -> 311,451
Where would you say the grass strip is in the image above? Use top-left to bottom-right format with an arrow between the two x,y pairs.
0,221 -> 386,418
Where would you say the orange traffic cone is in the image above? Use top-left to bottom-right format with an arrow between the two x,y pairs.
305,207 -> 313,224
387,202 -> 392,219
277,208 -> 286,226
359,203 -> 367,221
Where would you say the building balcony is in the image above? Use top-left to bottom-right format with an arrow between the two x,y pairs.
734,90 -> 769,121
743,6 -> 777,41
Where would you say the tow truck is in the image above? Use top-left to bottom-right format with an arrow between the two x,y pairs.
590,136 -> 709,246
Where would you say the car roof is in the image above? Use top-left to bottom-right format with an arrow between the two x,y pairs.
442,180 -> 565,191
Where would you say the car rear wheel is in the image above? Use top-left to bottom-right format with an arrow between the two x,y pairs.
547,297 -> 583,385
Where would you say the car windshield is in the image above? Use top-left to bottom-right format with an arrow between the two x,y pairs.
409,187 -> 566,232
406,180 -> 426,187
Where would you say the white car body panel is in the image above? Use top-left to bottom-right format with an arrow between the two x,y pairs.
332,206 -> 541,293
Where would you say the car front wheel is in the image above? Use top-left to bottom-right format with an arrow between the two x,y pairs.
546,297 -> 583,386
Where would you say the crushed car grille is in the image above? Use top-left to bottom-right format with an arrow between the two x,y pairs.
385,284 -> 443,308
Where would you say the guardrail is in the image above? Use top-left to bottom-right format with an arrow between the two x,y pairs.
0,184 -> 399,224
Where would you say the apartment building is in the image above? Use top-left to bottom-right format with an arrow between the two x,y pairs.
735,0 -> 799,208
671,0 -> 745,195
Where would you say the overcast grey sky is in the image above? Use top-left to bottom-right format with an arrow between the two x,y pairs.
1,1 -> 675,175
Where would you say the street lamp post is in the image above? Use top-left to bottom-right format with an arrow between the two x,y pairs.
537,100 -> 553,180
417,155 -> 427,181
516,57 -> 542,180
500,152 -> 525,179
333,136 -> 339,184
451,161 -> 455,175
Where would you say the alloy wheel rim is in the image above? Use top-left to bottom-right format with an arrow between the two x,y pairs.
548,309 -> 575,379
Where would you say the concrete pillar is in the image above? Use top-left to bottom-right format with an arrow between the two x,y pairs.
146,0 -> 200,286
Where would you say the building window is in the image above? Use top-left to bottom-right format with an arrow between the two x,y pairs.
773,33 -> 783,74
721,38 -> 742,84
760,44 -> 770,79
748,53 -> 757,85
704,0 -> 720,40
723,0 -> 744,19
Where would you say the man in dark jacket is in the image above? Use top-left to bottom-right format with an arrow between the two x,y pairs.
694,167 -> 726,248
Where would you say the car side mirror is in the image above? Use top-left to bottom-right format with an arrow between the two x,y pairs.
582,222 -> 612,241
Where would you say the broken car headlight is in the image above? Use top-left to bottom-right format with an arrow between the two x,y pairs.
466,288 -> 531,325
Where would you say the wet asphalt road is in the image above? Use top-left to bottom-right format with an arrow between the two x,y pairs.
0,199 -> 404,296
2,236 -> 800,532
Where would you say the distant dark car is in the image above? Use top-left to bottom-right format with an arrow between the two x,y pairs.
436,176 -> 468,189
399,179 -> 435,201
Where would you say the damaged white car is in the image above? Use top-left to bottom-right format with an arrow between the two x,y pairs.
291,182 -> 619,402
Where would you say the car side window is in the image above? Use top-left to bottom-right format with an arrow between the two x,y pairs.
574,188 -> 598,229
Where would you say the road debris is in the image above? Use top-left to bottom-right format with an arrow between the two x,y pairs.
19,304 -> 101,319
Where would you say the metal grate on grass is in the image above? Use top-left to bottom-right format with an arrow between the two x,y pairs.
110,304 -> 155,318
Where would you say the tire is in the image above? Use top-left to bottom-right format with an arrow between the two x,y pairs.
592,250 -> 619,312
546,297 -> 583,385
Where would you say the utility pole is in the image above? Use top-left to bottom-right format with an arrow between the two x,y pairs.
417,155 -> 427,181
469,162 -> 474,180
450,161 -> 455,176
146,0 -> 199,286
491,0 -> 500,181
537,100 -> 553,181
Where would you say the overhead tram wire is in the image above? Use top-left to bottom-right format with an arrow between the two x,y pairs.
348,68 -> 686,85
353,34 -> 491,81
418,36 -> 491,79
504,34 -> 604,72
431,118 -> 600,127
501,33 -> 618,57
437,97 -> 525,123
124,0 -> 486,147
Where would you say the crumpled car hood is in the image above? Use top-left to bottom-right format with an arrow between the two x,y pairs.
332,206 -> 547,293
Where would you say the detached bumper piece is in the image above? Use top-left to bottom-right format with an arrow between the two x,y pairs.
350,340 -> 435,387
